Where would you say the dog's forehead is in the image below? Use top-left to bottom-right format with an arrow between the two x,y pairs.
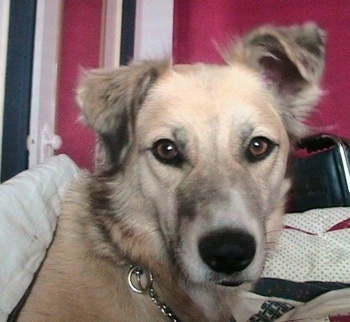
137,64 -> 283,141
148,64 -> 278,116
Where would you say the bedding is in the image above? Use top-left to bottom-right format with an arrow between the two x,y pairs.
0,155 -> 80,321
233,207 -> 350,321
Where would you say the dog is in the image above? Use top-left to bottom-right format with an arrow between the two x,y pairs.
19,23 -> 326,321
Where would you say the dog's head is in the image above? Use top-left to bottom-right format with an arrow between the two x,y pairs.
77,24 -> 325,287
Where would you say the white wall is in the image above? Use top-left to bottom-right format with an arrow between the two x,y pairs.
0,0 -> 10,176
134,0 -> 174,60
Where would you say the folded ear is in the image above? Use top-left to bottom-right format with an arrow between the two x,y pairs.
76,60 -> 170,171
224,23 -> 326,138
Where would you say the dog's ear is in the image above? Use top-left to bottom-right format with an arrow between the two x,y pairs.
76,60 -> 170,170
224,23 -> 326,138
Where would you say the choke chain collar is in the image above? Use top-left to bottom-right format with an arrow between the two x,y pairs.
128,265 -> 180,322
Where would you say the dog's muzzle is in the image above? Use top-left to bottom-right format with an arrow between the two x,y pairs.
198,229 -> 256,279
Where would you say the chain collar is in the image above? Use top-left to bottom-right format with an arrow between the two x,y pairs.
128,266 -> 180,322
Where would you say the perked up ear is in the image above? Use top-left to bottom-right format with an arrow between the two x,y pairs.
76,60 -> 170,171
224,23 -> 326,139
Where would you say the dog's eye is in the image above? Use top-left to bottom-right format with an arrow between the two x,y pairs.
151,139 -> 183,166
245,137 -> 276,162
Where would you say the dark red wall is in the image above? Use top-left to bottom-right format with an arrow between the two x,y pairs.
56,1 -> 103,171
173,0 -> 350,139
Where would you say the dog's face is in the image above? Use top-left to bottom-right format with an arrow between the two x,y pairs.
136,64 -> 290,285
77,24 -> 326,287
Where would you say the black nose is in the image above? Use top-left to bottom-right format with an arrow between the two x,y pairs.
198,229 -> 256,275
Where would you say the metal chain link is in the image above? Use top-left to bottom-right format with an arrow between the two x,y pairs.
128,266 -> 180,322
148,285 -> 180,322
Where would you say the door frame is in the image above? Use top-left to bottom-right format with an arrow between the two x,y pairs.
27,0 -> 63,168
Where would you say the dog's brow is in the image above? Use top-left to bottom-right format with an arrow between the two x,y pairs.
173,127 -> 189,152
236,121 -> 254,144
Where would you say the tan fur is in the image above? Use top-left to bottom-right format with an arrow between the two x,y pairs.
19,24 -> 326,321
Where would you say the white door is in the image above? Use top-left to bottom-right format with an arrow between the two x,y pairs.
27,0 -> 63,168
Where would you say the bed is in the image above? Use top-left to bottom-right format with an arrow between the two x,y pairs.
0,153 -> 349,321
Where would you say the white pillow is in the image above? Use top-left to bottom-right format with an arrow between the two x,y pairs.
0,155 -> 80,321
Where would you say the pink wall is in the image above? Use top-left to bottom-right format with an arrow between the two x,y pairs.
173,0 -> 350,139
56,1 -> 103,171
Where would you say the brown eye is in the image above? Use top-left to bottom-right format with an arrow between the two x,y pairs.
151,139 -> 183,166
245,137 -> 276,162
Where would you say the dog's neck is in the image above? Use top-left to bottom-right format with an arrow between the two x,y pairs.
126,263 -> 235,322
127,265 -> 180,321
